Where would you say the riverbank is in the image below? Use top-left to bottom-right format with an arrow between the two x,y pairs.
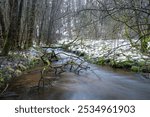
59,39 -> 150,75
1,56 -> 150,100
0,39 -> 149,93
0,47 -> 43,92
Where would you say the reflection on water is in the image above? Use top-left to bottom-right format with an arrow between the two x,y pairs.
1,64 -> 150,100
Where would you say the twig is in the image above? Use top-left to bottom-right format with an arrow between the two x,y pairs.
0,84 -> 9,95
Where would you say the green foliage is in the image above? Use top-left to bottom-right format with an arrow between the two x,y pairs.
96,57 -> 105,65
84,55 -> 92,62
121,60 -> 134,69
28,59 -> 41,68
138,61 -> 145,67
107,60 -> 135,70
131,66 -> 140,72
110,61 -> 123,68
109,60 -> 118,68
141,38 -> 148,53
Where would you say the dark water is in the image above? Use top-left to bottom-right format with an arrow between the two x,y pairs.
1,64 -> 150,100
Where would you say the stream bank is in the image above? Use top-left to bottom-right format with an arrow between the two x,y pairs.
59,39 -> 150,77
0,50 -> 150,100
0,47 -> 43,92
1,61 -> 150,100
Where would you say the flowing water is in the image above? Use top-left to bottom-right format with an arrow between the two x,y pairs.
1,64 -> 150,100
1,51 -> 150,100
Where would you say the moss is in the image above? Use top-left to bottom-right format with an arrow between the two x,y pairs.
96,57 -> 105,65
131,66 -> 140,72
28,58 -> 41,68
138,61 -> 146,67
108,60 -> 135,70
84,55 -> 94,63
120,60 -> 134,69
111,62 -> 123,68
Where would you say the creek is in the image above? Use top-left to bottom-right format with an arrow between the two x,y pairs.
1,50 -> 150,100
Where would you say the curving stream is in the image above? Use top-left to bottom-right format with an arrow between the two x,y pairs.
1,51 -> 150,100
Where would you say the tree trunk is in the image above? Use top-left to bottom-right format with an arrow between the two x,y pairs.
1,0 -> 19,56
15,0 -> 24,49
26,0 -> 37,48
0,6 -> 6,43
38,0 -> 48,45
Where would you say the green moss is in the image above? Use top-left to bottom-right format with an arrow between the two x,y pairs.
28,58 -> 41,68
112,62 -> 123,68
120,60 -> 134,69
109,60 -> 115,66
108,60 -> 135,69
138,61 -> 146,67
131,66 -> 140,72
96,57 -> 105,65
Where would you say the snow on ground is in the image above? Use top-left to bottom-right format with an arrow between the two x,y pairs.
58,38 -> 150,63
0,47 -> 42,82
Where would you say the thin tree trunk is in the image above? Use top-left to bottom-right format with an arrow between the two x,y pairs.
15,0 -> 24,49
0,6 -> 6,42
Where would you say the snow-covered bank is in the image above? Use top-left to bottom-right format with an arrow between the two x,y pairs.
0,48 -> 43,89
58,39 -> 150,73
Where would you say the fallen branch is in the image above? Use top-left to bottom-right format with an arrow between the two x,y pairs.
0,83 -> 9,95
